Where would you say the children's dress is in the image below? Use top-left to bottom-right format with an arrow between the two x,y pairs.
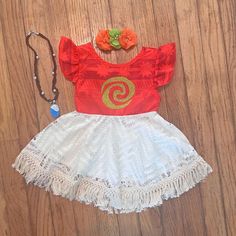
12,36 -> 212,214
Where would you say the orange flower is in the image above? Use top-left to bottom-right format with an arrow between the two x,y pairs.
119,28 -> 137,49
95,29 -> 112,51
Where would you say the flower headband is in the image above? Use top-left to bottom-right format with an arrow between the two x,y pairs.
95,28 -> 137,51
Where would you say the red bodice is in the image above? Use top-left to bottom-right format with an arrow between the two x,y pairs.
59,36 -> 176,115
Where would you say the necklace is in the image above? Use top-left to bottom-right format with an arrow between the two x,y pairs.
26,31 -> 60,118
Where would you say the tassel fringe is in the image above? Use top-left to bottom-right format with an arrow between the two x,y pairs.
12,153 -> 212,214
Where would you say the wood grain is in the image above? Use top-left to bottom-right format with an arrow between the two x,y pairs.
175,1 -> 227,235
0,0 -> 235,235
196,1 -> 236,235
153,1 -> 205,235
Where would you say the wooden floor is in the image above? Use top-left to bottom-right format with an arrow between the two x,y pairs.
0,0 -> 235,235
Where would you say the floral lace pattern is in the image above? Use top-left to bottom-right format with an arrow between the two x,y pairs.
12,111 -> 212,213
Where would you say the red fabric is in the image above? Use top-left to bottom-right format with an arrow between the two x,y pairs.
59,36 -> 176,115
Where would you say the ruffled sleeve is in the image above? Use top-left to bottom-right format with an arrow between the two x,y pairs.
154,42 -> 176,87
59,36 -> 80,84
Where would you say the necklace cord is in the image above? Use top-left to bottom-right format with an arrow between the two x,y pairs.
26,31 -> 59,104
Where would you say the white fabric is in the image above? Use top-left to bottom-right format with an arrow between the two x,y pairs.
12,111 -> 212,213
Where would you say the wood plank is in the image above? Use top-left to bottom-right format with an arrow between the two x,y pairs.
129,1 -> 167,235
0,9 -> 18,141
85,0 -> 122,234
96,210 -> 120,236
196,0 -> 236,235
0,0 -> 37,144
2,0 -> 56,234
0,1 -> 37,235
64,1 -> 105,235
0,163 -> 10,236
117,213 -> 141,236
104,0 -> 146,235
218,1 -> 236,232
0,140 -> 32,236
26,185 -> 55,236
175,0 -> 228,235
86,0 -> 117,64
20,1 -> 78,235
153,1 -> 208,235
218,0 -> 236,123
60,0 -> 91,113
72,203 -> 100,236
139,209 -> 163,236
0,0 -> 235,235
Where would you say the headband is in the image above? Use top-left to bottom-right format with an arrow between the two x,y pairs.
95,28 -> 137,51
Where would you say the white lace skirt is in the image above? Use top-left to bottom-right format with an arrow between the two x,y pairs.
12,111 -> 212,214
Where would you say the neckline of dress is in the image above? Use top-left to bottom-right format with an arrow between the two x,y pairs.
86,41 -> 145,66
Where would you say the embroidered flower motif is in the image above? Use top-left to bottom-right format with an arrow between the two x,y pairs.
95,63 -> 111,77
119,28 -> 137,50
139,62 -> 154,77
118,65 -> 130,76
95,29 -> 112,51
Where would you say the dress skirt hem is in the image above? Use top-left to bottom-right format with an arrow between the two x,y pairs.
11,111 -> 213,214
12,150 -> 212,214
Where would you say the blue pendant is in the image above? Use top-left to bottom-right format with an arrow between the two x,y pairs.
50,104 -> 60,118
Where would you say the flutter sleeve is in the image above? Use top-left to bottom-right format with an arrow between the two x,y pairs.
59,36 -> 80,84
154,42 -> 176,87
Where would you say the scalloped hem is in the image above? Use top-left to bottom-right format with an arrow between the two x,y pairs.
12,153 -> 212,214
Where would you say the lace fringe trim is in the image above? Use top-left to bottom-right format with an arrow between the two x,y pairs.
12,153 -> 212,214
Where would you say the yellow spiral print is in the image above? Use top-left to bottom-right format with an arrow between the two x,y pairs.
101,76 -> 135,109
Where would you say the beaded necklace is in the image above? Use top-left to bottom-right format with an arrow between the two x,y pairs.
26,31 -> 60,118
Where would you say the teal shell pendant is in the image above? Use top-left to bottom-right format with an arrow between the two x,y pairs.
50,104 -> 60,118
